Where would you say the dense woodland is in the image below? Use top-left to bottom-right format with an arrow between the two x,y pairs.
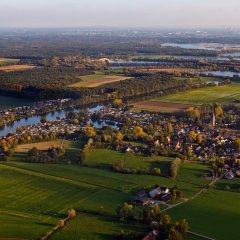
0,30 -> 222,58
0,67 -> 90,90
0,64 -> 208,103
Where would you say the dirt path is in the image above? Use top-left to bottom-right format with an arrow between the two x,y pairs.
188,231 -> 216,240
162,174 -> 223,239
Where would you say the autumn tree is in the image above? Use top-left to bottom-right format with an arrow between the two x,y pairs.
186,107 -> 200,119
116,202 -> 133,220
83,124 -> 96,138
167,123 -> 173,134
67,209 -> 77,218
112,98 -> 123,108
232,138 -> 240,150
214,104 -> 223,119
133,126 -> 146,139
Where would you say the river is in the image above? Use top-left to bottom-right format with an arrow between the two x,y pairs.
109,57 -> 239,70
0,104 -> 119,137
162,43 -> 240,51
203,71 -> 240,77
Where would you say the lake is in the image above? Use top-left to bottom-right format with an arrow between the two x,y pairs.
109,57 -> 236,69
0,104 -> 120,136
0,95 -> 33,110
162,43 -> 240,51
223,53 -> 240,57
203,71 -> 240,77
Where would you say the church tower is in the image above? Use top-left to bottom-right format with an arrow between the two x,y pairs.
212,112 -> 216,127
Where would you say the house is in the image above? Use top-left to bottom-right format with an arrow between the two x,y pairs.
133,196 -> 150,206
160,187 -> 169,194
125,146 -> 134,153
165,136 -> 171,144
224,171 -> 235,180
143,230 -> 158,240
149,187 -> 161,198
158,192 -> 172,202
235,170 -> 240,178
154,140 -> 160,147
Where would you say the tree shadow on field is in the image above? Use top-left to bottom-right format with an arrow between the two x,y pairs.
36,222 -> 55,227
11,152 -> 27,162
41,211 -> 66,219
92,232 -> 113,240
150,160 -> 171,177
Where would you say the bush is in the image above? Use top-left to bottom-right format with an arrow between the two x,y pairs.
67,209 -> 77,218
58,220 -> 65,227
112,161 -> 161,176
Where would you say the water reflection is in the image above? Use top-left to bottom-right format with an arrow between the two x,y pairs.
0,105 -> 105,136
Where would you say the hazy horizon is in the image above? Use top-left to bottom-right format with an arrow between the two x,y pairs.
1,0 -> 240,28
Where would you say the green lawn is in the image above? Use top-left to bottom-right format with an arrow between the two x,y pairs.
51,213 -> 147,240
0,164 -> 96,238
176,163 -> 211,187
51,212 -> 201,240
168,189 -> 240,240
0,213 -> 53,239
85,148 -> 173,176
6,155 -> 210,198
153,84 -> 240,105
214,178 -> 240,192
0,145 -> 213,239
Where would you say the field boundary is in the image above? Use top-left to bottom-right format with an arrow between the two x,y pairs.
0,163 -> 126,192
188,231 -> 216,240
40,216 -> 71,240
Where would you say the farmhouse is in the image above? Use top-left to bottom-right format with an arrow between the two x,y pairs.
133,186 -> 170,206
143,230 -> 158,240
149,187 -> 162,198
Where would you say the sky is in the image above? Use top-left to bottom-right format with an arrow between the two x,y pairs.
0,0 -> 240,28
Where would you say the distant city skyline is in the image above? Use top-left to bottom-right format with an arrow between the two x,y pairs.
1,0 -> 240,28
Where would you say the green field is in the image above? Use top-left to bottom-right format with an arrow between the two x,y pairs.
214,178 -> 240,192
168,189 -> 240,240
51,213 -> 147,240
5,159 -> 210,198
51,213 -> 204,240
0,213 -> 53,239
0,162 -> 134,238
0,143 -> 224,239
77,71 -> 106,80
176,163 -> 211,187
68,71 -> 130,88
153,84 -> 240,105
0,58 -> 18,66
85,148 -> 173,176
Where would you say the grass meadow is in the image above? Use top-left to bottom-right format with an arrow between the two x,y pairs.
51,213 -> 147,240
85,148 -> 174,176
168,189 -> 240,240
154,84 -> 240,105
0,142 -> 233,239
69,71 -> 130,88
